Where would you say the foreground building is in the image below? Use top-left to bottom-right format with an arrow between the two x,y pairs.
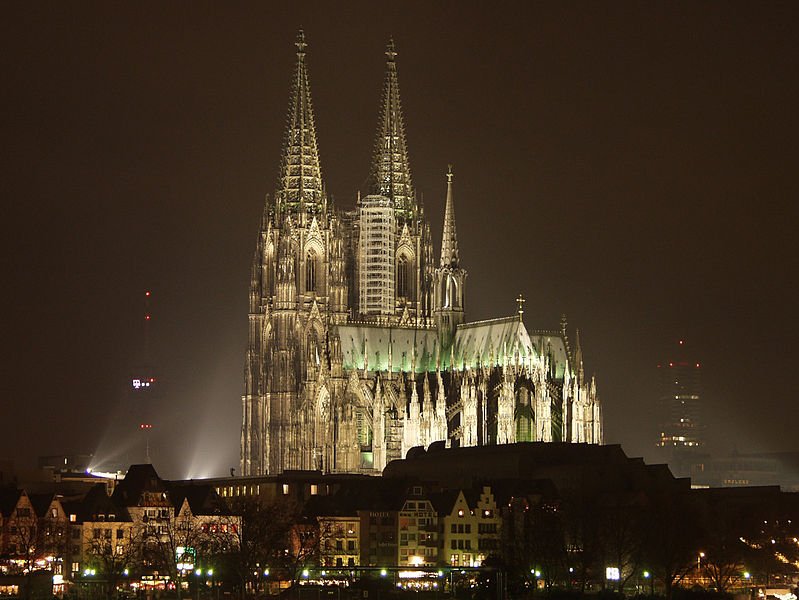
240,33 -> 602,476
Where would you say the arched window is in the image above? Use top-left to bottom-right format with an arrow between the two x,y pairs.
306,251 -> 317,293
397,255 -> 410,298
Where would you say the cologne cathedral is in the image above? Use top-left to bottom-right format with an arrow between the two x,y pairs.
240,33 -> 602,476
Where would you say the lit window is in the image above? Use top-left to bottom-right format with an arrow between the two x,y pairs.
311,484 -> 319,496
69,514 -> 76,523
282,484 -> 289,495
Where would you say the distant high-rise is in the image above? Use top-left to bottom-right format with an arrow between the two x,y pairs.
657,339 -> 702,451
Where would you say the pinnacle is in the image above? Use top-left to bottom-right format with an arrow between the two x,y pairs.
440,166 -> 459,268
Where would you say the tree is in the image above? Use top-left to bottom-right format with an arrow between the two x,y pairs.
642,492 -> 702,600
562,489 -> 603,592
141,507 -> 214,599
223,497 -> 299,598
84,521 -> 143,599
6,495 -> 68,600
596,493 -> 647,593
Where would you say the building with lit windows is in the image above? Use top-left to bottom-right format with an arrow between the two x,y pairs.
397,488 -> 438,567
656,339 -> 705,478
657,340 -> 703,451
438,487 -> 501,567
240,32 -> 602,476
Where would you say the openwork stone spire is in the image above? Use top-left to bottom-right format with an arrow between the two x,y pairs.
369,38 -> 415,220
440,165 -> 459,267
276,30 -> 325,216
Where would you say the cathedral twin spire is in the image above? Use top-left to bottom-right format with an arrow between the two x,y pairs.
274,33 -> 455,251
275,34 -> 418,223
275,30 -> 325,219
369,39 -> 415,220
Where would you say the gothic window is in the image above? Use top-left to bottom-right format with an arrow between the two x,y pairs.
356,409 -> 372,451
442,273 -> 459,309
397,255 -> 410,298
306,250 -> 317,293
515,384 -> 535,442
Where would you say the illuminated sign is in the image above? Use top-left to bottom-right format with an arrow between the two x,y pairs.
176,546 -> 195,571
606,567 -> 620,581
132,377 -> 156,390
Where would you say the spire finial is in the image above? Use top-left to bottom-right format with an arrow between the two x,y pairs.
386,38 -> 397,62
446,164 -> 453,184
516,294 -> 526,322
295,29 -> 307,56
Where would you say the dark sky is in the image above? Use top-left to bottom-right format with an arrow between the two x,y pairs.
2,2 -> 798,479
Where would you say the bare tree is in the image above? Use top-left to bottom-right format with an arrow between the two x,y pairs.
642,492 -> 702,600
142,509 -> 210,600
84,522 -> 144,598
223,497 -> 309,597
7,500 -> 67,600
597,494 -> 646,592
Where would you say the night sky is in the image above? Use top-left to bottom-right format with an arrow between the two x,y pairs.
2,2 -> 798,479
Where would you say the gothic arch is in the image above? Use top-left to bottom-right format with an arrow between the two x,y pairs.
317,385 -> 330,420
303,236 -> 325,258
305,249 -> 319,293
396,251 -> 414,300
263,239 -> 275,295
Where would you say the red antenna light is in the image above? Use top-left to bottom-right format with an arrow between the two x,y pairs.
145,314 -> 151,321
145,291 -> 151,297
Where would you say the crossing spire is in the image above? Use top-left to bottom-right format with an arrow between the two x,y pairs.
369,38 -> 415,220
276,30 -> 325,218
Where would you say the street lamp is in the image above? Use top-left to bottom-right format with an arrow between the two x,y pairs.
698,552 -> 706,586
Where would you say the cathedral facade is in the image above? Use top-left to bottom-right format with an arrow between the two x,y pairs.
240,33 -> 602,476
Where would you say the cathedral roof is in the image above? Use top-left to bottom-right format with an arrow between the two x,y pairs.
336,324 -> 440,373
528,331 -> 570,379
452,316 -> 536,369
335,318 -> 572,378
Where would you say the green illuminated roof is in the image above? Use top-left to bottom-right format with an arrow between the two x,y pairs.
336,325 -> 440,372
452,316 -> 536,369
335,318 -> 572,378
